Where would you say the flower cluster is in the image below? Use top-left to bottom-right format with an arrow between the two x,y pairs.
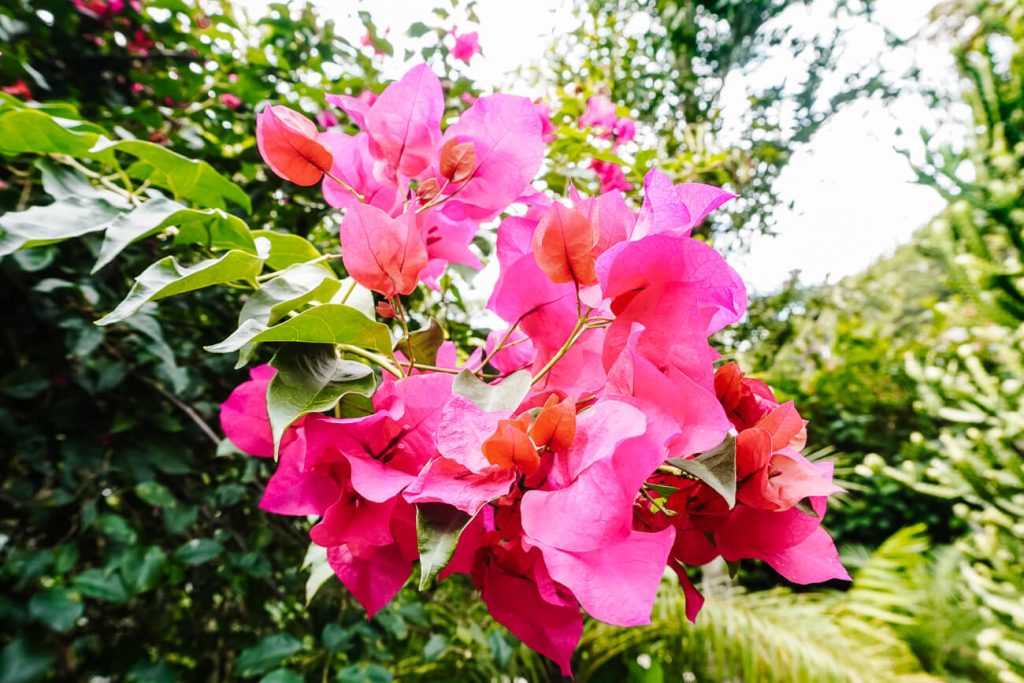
226,64 -> 848,675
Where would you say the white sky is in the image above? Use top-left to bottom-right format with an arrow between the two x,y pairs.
240,0 -> 959,293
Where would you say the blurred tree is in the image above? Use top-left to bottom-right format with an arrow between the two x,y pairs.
541,0 -> 888,242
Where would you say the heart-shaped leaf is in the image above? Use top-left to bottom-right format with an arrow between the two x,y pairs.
452,369 -> 531,413
666,435 -> 737,508
267,343 -> 376,456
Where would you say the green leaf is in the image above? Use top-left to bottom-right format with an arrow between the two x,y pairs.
665,435 -> 737,508
252,229 -> 326,271
235,634 -> 302,678
96,513 -> 137,545
267,344 -> 376,456
239,265 -> 341,328
302,543 -> 333,606
89,138 -> 251,212
336,664 -> 392,683
0,367 -> 49,399
423,634 -> 447,661
794,498 -> 820,518
0,196 -> 125,256
72,568 -> 129,602
173,538 -> 224,565
96,250 -> 263,325
258,670 -> 304,683
0,638 -> 55,683
94,199 -> 257,271
395,318 -> 445,366
134,481 -> 177,507
119,545 -> 166,594
0,108 -> 107,158
36,159 -> 119,202
407,21 -> 430,37
416,502 -> 473,590
28,587 -> 84,633
452,369 -> 531,412
206,304 -> 393,358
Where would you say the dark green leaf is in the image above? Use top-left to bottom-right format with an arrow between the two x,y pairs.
97,250 -> 264,325
395,318 -> 445,366
173,538 -> 223,565
416,502 -> 472,589
134,481 -> 177,508
267,343 -> 376,456
258,670 -> 304,683
336,664 -> 392,683
452,369 -> 531,412
0,638 -> 55,683
72,568 -> 129,602
0,367 -> 49,399
119,545 -> 166,594
28,587 -> 84,633
96,513 -> 137,545
235,634 -> 302,678
666,435 -> 737,508
407,21 -> 430,37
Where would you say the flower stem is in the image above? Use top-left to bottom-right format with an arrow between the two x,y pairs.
337,344 -> 402,379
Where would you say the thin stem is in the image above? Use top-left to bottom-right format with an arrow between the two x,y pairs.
475,319 -> 521,374
324,170 -> 365,202
141,376 -> 220,446
337,343 -> 403,380
531,317 -> 588,387
338,279 -> 357,305
412,363 -> 499,379
55,155 -> 139,204
392,296 -> 414,375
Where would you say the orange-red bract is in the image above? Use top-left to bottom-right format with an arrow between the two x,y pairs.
256,105 -> 334,186
482,414 -> 540,475
531,201 -> 600,286
531,395 -> 576,452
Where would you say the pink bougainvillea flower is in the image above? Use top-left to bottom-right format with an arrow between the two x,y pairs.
734,403 -> 838,512
219,364 -> 276,458
444,510 -> 583,676
219,93 -> 241,109
484,327 -> 536,374
630,168 -> 736,240
534,100 -> 556,143
315,109 -> 339,129
578,95 -> 617,134
590,159 -> 632,193
715,361 -> 788,432
320,131 -> 401,214
437,93 -> 544,220
256,105 -> 334,186
339,202 -> 428,298
521,400 -> 677,626
329,64 -> 443,179
716,463 -> 850,584
531,201 -> 600,286
451,29 -> 481,63
1,80 -> 33,100
612,116 -> 636,145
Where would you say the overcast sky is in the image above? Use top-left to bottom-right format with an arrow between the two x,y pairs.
241,0 -> 958,293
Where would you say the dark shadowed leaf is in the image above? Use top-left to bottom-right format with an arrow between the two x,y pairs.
395,318 -> 445,366
267,343 -> 376,455
416,502 -> 472,590
0,196 -> 124,256
234,634 -> 302,678
666,435 -> 737,508
28,587 -> 83,633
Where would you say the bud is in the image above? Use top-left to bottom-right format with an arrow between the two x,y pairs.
376,300 -> 396,319
416,177 -> 440,203
439,138 -> 476,184
256,105 -> 333,186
